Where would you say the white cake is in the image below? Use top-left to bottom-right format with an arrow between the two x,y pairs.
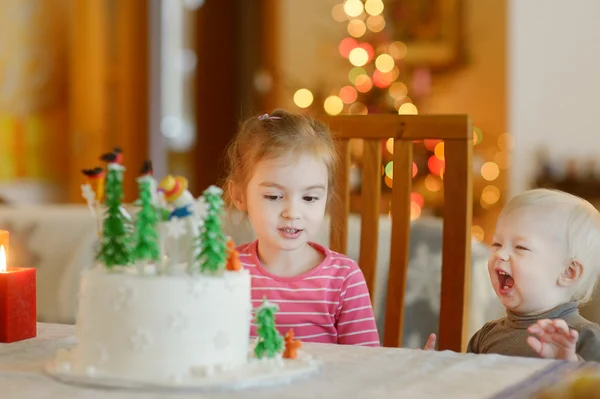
69,267 -> 252,383
48,170 -> 320,389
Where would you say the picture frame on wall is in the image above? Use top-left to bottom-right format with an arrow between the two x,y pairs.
387,0 -> 465,70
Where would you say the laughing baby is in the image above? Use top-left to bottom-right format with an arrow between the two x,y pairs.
467,188 -> 600,361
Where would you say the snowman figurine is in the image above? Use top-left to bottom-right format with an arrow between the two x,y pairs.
158,175 -> 200,271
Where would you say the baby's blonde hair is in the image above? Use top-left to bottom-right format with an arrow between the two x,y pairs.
501,188 -> 600,303
223,109 -> 337,204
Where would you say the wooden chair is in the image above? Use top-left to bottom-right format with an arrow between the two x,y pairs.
323,114 -> 473,352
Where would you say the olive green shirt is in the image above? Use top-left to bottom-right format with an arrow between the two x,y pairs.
467,302 -> 600,361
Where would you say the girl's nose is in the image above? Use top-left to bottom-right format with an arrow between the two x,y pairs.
281,200 -> 301,220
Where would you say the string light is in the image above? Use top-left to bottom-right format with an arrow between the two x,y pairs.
347,19 -> 367,38
398,103 -> 418,115
481,185 -> 501,205
481,162 -> 500,181
375,54 -> 395,73
364,0 -> 384,16
388,79 -> 406,97
339,86 -> 358,104
349,102 -> 368,115
366,15 -> 385,32
355,74 -> 373,93
388,41 -> 408,59
472,225 -> 485,241
424,174 -> 442,192
344,0 -> 364,17
498,133 -> 514,151
324,96 -> 344,115
331,4 -> 347,22
349,47 -> 369,67
434,142 -> 445,160
293,89 -> 314,108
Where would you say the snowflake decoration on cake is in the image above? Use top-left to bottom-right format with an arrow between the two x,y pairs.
111,284 -> 135,311
213,331 -> 229,350
129,329 -> 153,353
187,277 -> 209,299
167,311 -> 191,334
193,196 -> 209,222
223,273 -> 238,292
92,342 -> 109,364
166,217 -> 187,239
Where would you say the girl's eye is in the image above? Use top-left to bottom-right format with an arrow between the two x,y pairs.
264,195 -> 281,201
515,245 -> 529,251
491,242 -> 501,248
303,196 -> 319,203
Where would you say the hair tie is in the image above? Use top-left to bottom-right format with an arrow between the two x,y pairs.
258,113 -> 281,121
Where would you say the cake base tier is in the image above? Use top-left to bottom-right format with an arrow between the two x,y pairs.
45,349 -> 321,391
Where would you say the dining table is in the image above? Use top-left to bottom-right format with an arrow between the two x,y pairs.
0,323 -> 593,399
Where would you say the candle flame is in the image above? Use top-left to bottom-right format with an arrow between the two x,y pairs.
0,245 -> 5,272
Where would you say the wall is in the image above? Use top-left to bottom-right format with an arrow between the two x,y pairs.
509,0 -> 600,195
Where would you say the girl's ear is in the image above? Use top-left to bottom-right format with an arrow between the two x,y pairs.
558,260 -> 583,287
228,181 -> 246,212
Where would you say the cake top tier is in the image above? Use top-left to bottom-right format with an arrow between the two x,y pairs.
80,148 -> 239,277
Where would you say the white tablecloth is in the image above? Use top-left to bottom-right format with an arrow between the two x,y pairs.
0,323 -> 564,399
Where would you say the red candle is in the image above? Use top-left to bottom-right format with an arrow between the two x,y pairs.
0,231 -> 37,343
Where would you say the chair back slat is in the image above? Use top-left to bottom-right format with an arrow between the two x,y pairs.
358,139 -> 382,299
384,138 -> 413,347
330,138 -> 351,254
439,139 -> 473,352
323,114 -> 472,352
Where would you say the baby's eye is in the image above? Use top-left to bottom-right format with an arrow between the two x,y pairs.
491,242 -> 501,248
515,245 -> 529,251
303,196 -> 319,203
263,195 -> 281,201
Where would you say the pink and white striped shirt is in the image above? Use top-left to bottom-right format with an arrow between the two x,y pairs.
238,240 -> 380,346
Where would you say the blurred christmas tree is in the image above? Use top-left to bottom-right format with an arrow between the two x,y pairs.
290,0 -> 495,234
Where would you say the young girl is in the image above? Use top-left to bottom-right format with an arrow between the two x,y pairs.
225,109 -> 380,346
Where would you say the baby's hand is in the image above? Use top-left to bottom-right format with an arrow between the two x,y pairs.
423,333 -> 436,350
527,319 -> 579,361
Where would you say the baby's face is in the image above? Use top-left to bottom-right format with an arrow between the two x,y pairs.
488,206 -> 571,315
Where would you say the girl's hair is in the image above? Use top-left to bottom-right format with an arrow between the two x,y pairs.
500,188 -> 600,303
224,109 -> 337,203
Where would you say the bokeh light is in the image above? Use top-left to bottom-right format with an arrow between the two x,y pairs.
338,37 -> 358,58
388,41 -> 408,59
366,15 -> 385,32
398,103 -> 418,115
344,0 -> 363,17
481,162 -> 500,181
293,88 -> 314,108
324,96 -> 344,115
364,0 -> 384,16
347,19 -> 367,38
375,54 -> 395,73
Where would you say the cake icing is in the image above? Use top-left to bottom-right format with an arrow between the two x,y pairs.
71,267 -> 251,382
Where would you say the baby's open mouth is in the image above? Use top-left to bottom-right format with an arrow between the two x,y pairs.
497,270 -> 515,290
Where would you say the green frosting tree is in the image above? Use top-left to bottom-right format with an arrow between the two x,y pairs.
97,161 -> 132,268
132,174 -> 160,265
196,185 -> 228,273
254,298 -> 284,359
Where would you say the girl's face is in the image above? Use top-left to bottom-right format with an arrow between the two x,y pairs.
236,152 -> 329,257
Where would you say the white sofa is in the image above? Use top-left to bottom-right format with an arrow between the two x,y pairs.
0,205 -> 502,347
